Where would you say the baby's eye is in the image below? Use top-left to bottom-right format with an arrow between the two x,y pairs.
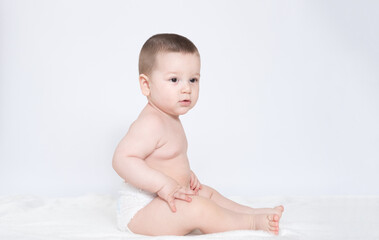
170,78 -> 178,83
190,78 -> 198,83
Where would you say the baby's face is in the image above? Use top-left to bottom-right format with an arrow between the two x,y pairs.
147,52 -> 200,117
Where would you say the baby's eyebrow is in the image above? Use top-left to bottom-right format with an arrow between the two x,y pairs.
166,72 -> 178,75
165,72 -> 200,77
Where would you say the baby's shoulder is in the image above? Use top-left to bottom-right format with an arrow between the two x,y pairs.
129,110 -> 166,134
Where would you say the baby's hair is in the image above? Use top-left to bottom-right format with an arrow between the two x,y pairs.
139,33 -> 199,76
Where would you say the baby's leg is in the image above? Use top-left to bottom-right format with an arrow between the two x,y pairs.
198,185 -> 284,217
128,196 -> 280,236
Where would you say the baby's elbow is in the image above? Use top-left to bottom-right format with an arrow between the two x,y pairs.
112,155 -> 128,180
112,154 -> 133,171
112,155 -> 136,182
112,158 -> 117,170
112,154 -> 123,171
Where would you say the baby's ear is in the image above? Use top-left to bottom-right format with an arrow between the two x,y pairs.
139,74 -> 150,96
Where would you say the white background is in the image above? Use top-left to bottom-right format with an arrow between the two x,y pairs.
1,0 -> 378,197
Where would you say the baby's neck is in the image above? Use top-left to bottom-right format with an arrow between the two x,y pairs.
147,102 -> 180,120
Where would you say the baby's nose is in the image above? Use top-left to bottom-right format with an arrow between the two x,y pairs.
181,81 -> 191,93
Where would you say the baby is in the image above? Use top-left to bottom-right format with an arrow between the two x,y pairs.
112,33 -> 284,236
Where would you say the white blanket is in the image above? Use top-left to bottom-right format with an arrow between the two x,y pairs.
0,195 -> 378,240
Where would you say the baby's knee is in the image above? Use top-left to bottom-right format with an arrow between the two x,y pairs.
197,184 -> 216,199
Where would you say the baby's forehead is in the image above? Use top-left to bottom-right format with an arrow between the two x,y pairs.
155,51 -> 199,63
156,51 -> 199,59
151,52 -> 200,77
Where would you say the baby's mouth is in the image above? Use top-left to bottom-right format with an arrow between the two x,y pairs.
179,99 -> 191,105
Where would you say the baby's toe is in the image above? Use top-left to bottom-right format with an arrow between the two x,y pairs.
269,221 -> 279,227
269,225 -> 279,233
269,214 -> 279,222
275,205 -> 284,212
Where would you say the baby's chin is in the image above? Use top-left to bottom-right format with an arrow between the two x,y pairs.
168,107 -> 194,117
171,110 -> 191,117
178,105 -> 196,115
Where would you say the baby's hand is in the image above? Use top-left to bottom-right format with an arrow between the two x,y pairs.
190,170 -> 202,194
157,178 -> 195,212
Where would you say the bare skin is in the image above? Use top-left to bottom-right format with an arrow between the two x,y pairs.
112,52 -> 284,236
129,183 -> 284,235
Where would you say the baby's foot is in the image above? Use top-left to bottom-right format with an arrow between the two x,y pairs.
249,214 -> 280,235
251,205 -> 284,219
274,205 -> 284,218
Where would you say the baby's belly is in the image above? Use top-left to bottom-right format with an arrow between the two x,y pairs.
145,156 -> 191,188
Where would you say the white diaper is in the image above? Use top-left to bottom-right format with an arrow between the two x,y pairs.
116,182 -> 156,233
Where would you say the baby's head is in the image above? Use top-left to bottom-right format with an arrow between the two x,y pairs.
138,34 -> 201,117
139,33 -> 200,77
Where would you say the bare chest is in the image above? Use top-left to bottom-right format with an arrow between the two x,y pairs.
144,118 -> 191,186
149,123 -> 188,160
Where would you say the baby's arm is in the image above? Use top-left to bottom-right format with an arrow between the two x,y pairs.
112,116 -> 194,212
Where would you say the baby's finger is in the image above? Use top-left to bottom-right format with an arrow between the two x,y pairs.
191,181 -> 197,192
182,188 -> 196,196
191,178 -> 198,190
195,183 -> 201,193
174,191 -> 192,202
194,179 -> 199,190
167,197 -> 177,212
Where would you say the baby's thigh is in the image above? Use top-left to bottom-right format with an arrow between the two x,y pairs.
128,196 -> 211,236
127,197 -> 188,235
